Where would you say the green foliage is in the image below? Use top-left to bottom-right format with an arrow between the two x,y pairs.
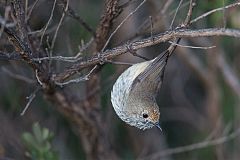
21,122 -> 58,160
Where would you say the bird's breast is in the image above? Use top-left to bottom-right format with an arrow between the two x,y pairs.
111,61 -> 151,120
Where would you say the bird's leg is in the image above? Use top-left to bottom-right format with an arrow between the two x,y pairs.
126,42 -> 149,61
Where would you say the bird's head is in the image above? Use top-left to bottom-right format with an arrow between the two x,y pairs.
119,103 -> 161,130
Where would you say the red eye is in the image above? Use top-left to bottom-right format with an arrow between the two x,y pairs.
143,113 -> 148,118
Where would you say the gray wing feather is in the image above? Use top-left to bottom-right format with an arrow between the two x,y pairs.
130,51 -> 170,96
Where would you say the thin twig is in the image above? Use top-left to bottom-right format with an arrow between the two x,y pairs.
149,16 -> 153,41
168,1 -> 190,16
139,128 -> 240,160
26,0 -> 40,22
106,60 -> 133,65
33,56 -> 82,62
4,25 -> 42,72
0,15 -> 16,28
25,0 -> 28,19
20,87 -> 40,116
2,67 -> 35,84
161,0 -> 174,14
101,0 -> 147,52
55,65 -> 98,86
191,2 -> 240,24
222,0 -> 226,28
40,0 -> 57,47
130,52 -> 149,60
49,0 -> 69,70
54,28 -> 240,82
0,6 -> 11,38
169,0 -> 183,29
78,37 -> 94,53
35,69 -> 43,86
0,51 -> 21,60
217,53 -> 240,98
28,23 -> 59,36
50,0 -> 69,54
168,41 -> 216,50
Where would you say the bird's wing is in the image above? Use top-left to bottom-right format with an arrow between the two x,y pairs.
130,50 -> 170,96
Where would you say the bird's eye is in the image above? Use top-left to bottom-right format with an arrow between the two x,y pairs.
142,113 -> 149,118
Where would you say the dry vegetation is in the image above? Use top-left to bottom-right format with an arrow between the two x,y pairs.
0,0 -> 240,160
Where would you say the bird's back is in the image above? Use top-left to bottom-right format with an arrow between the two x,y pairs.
111,61 -> 151,118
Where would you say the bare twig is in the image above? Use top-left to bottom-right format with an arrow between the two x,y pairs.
4,23 -> 42,72
169,0 -> 183,29
54,28 -> 240,82
39,0 -> 57,46
28,23 -> 59,36
126,43 -> 149,60
139,128 -> 240,160
33,56 -> 82,62
0,51 -> 21,60
168,41 -> 216,50
0,6 -> 11,38
191,2 -> 240,24
132,0 -> 239,41
26,0 -> 40,22
222,0 -> 226,28
12,0 -> 29,41
35,69 -> 43,86
0,15 -> 16,28
217,53 -> 240,98
1,67 -> 35,84
101,0 -> 147,52
78,37 -> 94,53
49,0 -> 69,70
106,60 -> 133,65
20,87 -> 40,116
161,0 -> 174,14
50,0 -> 69,54
25,0 -> 28,19
55,65 -> 98,86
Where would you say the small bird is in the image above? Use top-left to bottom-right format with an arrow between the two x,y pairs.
111,47 -> 173,130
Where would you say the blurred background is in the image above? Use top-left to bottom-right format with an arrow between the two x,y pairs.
0,0 -> 240,160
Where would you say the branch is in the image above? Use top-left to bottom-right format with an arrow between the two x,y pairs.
139,128 -> 240,160
0,51 -> 21,60
55,65 -> 98,86
54,28 -> 240,82
95,0 -> 121,51
4,27 -> 42,71
39,0 -> 57,46
217,51 -> 240,98
7,0 -> 47,74
20,87 -> 40,116
2,67 -> 35,84
50,0 -> 69,54
12,0 -> 29,42
191,2 -> 240,24
101,0 -> 147,52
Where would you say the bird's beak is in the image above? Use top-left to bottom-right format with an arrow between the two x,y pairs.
155,122 -> 162,131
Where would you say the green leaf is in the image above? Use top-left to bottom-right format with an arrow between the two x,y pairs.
21,122 -> 59,160
32,122 -> 43,144
42,128 -> 50,141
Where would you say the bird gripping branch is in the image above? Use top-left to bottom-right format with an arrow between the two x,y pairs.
111,40 -> 179,130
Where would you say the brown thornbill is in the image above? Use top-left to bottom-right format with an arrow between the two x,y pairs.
111,49 -> 172,130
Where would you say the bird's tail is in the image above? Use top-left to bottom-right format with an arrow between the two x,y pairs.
131,38 -> 180,88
